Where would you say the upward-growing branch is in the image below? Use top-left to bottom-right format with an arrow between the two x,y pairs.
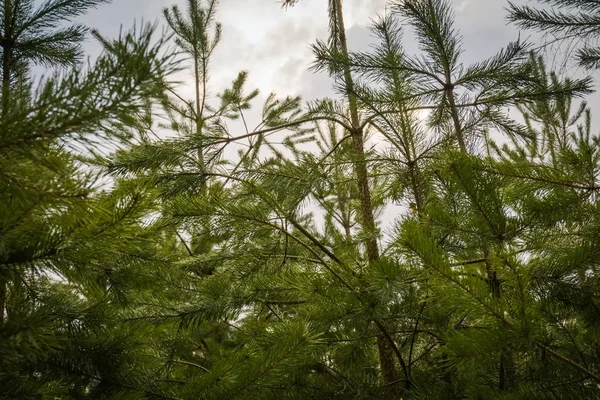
164,0 -> 222,176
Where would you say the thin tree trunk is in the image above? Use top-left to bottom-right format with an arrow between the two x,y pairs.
377,332 -> 399,393
194,51 -> 205,169
0,49 -> 7,320
1,0 -> 13,120
332,0 -> 401,394
442,58 -> 466,153
445,85 -> 466,153
484,247 -> 515,390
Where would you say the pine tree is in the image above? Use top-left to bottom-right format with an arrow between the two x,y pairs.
0,0 -> 110,328
0,0 -> 112,116
105,0 -> 599,398
0,1 -> 178,395
4,0 -> 600,398
163,0 -> 221,172
105,0 -> 318,397
283,0 -> 405,391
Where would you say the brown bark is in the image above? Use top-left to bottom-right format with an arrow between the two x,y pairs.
332,0 -> 402,394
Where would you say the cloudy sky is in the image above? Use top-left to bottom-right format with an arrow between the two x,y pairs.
73,0 -> 592,231
77,0 -> 534,106
73,0 -> 555,229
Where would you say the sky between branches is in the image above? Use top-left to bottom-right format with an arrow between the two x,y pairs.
76,0 -> 534,104
70,0 -> 595,231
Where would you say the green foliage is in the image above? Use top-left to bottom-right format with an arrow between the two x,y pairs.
508,0 -> 600,69
0,1 -> 178,397
0,0 -> 110,68
5,0 -> 600,398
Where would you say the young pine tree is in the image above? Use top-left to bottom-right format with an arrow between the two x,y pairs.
0,1 -> 178,396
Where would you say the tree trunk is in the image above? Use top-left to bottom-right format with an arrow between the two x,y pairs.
332,0 -> 401,394
193,47 -> 206,171
1,0 -> 13,120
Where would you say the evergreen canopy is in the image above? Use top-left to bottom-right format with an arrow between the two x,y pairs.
2,0 -> 600,399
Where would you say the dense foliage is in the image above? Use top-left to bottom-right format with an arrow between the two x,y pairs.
2,0 -> 600,398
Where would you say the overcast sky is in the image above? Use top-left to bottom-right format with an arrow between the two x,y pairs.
76,0 -> 534,105
74,0 -> 592,232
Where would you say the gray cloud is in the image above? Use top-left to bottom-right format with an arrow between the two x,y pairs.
72,0 -> 595,119
72,0 -> 535,104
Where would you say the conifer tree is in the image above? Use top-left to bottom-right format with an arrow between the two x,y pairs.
0,0 -> 111,115
283,0 -> 404,390
0,0 -> 110,328
106,0 -> 597,398
105,0 -> 317,396
4,0 -> 599,398
0,0 -> 178,394
163,0 -> 221,171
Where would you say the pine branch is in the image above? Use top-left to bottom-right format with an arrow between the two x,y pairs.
538,343 -> 600,384
228,329 -> 309,399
